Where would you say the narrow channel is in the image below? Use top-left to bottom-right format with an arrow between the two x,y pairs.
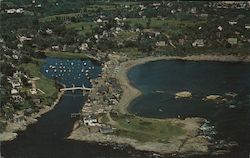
2,58 -> 150,158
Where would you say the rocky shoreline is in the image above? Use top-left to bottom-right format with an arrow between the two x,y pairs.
0,90 -> 64,141
67,54 -> 250,155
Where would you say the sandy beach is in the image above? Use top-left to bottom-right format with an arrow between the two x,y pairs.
116,54 -> 250,114
68,54 -> 250,154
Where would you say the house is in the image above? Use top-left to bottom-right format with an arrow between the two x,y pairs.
33,98 -> 41,105
200,14 -> 208,19
79,43 -> 88,50
99,126 -> 113,134
6,9 -> 16,14
16,8 -> 24,13
46,28 -> 53,34
190,7 -> 197,14
18,36 -> 32,43
192,39 -> 205,47
51,45 -> 60,50
96,18 -> 102,23
227,38 -> 238,45
12,95 -> 23,103
17,43 -> 23,49
30,88 -> 37,95
218,26 -> 223,31
11,89 -> 18,95
83,115 -> 98,126
143,29 -> 160,37
155,41 -> 166,47
245,24 -> 250,29
178,38 -> 185,45
228,21 -> 237,25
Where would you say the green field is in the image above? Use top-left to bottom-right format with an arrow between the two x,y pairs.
45,51 -> 87,59
39,13 -> 81,22
119,47 -> 141,59
105,112 -> 185,142
20,62 -> 58,105
86,4 -> 116,11
116,31 -> 139,40
65,22 -> 97,33
127,18 -> 207,33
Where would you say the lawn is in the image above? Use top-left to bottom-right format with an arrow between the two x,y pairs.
65,21 -> 97,33
118,47 -> 142,59
126,17 -> 207,30
39,13 -> 81,22
45,51 -> 87,59
86,4 -> 117,11
20,62 -> 58,105
116,31 -> 139,41
108,112 -> 185,142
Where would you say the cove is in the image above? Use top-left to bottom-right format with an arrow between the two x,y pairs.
1,58 -> 150,158
127,59 -> 250,157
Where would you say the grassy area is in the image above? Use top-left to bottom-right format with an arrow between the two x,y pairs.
116,31 -> 139,41
86,4 -> 116,11
119,47 -> 142,59
109,112 -> 185,143
45,51 -> 87,59
20,62 -> 58,105
39,13 -> 80,22
65,21 -> 97,33
126,17 -> 206,30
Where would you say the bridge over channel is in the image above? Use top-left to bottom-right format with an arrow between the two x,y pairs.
60,84 -> 91,95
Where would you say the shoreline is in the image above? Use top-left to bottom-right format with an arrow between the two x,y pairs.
0,90 -> 64,142
68,54 -> 250,155
116,54 -> 250,114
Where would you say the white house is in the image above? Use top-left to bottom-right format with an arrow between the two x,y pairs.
245,24 -> 250,29
79,43 -> 88,50
11,89 -> 18,95
192,39 -> 205,47
156,41 -> 166,47
228,21 -> 237,25
46,28 -> 53,34
83,116 -> 98,126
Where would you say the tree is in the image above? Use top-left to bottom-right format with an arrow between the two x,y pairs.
146,18 -> 151,28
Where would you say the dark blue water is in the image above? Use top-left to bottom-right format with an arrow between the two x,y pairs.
1,58 -> 151,158
128,60 -> 250,157
2,59 -> 250,158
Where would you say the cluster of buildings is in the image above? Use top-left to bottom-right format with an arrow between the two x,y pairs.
5,8 -> 24,14
77,54 -> 125,134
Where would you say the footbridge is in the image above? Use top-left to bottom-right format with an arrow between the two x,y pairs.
60,84 -> 91,93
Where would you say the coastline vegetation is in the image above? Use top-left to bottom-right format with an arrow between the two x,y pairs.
103,111 -> 185,143
20,61 -> 58,106
45,51 -> 87,59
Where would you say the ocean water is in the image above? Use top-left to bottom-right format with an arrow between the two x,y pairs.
2,58 -> 250,158
128,59 -> 250,157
